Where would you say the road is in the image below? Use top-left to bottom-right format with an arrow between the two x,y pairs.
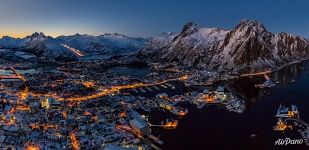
29,75 -> 188,102
2,67 -> 188,102
240,70 -> 272,77
61,44 -> 84,57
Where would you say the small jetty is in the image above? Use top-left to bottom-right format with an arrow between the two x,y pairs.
150,119 -> 179,129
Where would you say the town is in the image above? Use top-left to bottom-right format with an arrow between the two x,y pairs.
0,57 -> 246,150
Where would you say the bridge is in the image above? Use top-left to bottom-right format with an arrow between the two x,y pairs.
286,118 -> 309,128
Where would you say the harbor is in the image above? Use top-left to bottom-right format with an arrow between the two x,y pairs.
150,60 -> 309,150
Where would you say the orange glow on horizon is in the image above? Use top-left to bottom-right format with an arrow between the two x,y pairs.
0,30 -> 82,39
0,33 -> 29,38
0,30 -> 104,39
0,32 -> 60,39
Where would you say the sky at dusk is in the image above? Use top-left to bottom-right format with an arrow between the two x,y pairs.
0,0 -> 308,38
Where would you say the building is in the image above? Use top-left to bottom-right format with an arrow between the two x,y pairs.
215,86 -> 227,100
50,98 -> 61,109
198,86 -> 227,102
41,98 -> 50,109
216,86 -> 224,93
156,93 -> 169,100
276,104 -> 299,118
159,101 -> 173,111
203,89 -> 209,94
129,118 -> 151,136
41,98 -> 61,110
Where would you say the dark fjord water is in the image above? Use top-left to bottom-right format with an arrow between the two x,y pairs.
147,61 -> 309,150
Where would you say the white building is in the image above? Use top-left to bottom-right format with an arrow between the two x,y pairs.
129,118 -> 151,136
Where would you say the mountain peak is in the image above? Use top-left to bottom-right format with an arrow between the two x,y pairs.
0,36 -> 15,40
181,22 -> 199,32
235,20 -> 267,33
178,22 -> 200,38
32,32 -> 45,36
140,20 -> 309,73
27,32 -> 47,39
239,20 -> 264,27
103,32 -> 127,37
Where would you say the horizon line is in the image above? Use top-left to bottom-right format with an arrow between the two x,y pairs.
0,32 -> 148,39
1,20 -> 308,39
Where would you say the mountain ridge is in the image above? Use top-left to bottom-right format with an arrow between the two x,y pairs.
0,32 -> 148,60
138,20 -> 309,73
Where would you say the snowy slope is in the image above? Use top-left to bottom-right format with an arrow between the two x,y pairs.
19,32 -> 75,60
0,36 -> 24,48
0,32 -> 148,60
138,32 -> 178,57
140,20 -> 309,73
57,33 -> 147,54
139,22 -> 230,66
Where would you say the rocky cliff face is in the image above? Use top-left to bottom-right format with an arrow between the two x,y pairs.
139,20 -> 309,73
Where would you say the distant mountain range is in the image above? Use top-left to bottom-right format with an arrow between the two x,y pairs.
1,20 -> 309,73
138,20 -> 309,73
0,32 -> 147,60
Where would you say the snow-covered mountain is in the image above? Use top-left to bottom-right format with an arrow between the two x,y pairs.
139,32 -> 178,57
0,32 -> 148,60
139,20 -> 309,73
57,33 -> 147,54
21,32 -> 75,59
0,36 -> 24,48
2,20 -> 308,67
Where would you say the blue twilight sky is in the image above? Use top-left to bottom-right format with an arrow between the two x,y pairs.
0,0 -> 308,38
